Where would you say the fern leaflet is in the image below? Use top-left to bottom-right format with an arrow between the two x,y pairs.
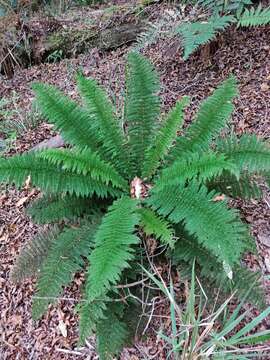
217,134 -> 270,172
86,197 -> 140,301
175,15 -> 234,60
77,74 -> 129,175
238,4 -> 270,27
0,154 -> 121,198
156,152 -> 238,190
10,227 -> 59,283
32,83 -> 100,151
138,207 -> 175,248
172,228 -> 264,308
142,96 -> 189,178
78,300 -> 107,345
125,52 -> 160,176
26,194 -> 96,224
168,77 -> 238,161
148,181 -> 250,266
209,171 -> 263,199
38,148 -> 128,190
96,307 -> 128,360
32,218 -> 100,319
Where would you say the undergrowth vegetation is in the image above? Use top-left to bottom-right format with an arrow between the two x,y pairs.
146,263 -> 270,359
1,52 -> 270,359
135,0 -> 270,60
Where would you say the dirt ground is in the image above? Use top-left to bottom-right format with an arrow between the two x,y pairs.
1,1 -> 270,359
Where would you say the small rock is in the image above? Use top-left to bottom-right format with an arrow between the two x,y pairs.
258,234 -> 270,247
261,83 -> 269,92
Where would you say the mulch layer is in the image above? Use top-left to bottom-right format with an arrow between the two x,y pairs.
1,2 -> 270,359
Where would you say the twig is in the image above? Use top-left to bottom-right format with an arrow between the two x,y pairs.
142,296 -> 157,335
116,277 -> 149,289
56,348 -> 84,356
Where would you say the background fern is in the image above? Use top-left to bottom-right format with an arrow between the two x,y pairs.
237,4 -> 270,26
175,15 -> 234,60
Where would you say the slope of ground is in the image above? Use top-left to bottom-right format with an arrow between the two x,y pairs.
1,2 -> 270,359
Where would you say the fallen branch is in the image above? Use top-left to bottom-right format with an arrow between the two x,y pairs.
30,135 -> 64,151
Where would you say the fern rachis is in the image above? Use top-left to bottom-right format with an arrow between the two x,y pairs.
1,53 -> 269,359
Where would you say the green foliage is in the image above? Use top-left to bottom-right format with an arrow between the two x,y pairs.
175,15 -> 234,60
146,263 -> 270,358
237,4 -> 270,26
168,76 -> 237,160
26,194 -> 95,224
78,300 -> 107,345
39,148 -> 128,190
172,226 -> 264,308
32,83 -> 101,152
134,1 -> 270,60
209,171 -> 263,199
198,0 -> 252,15
10,227 -> 60,282
156,152 -> 238,190
142,96 -> 189,178
1,53 -> 270,358
76,74 -> 129,175
216,134 -> 270,172
125,52 -> 160,176
32,218 -> 100,319
148,181 -> 250,266
0,153 -> 120,197
85,197 -> 139,301
96,306 -> 129,360
138,207 -> 175,248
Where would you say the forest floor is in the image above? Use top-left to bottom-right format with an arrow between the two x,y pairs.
1,1 -> 270,359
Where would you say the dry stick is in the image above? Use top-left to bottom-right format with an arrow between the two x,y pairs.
0,35 -> 24,67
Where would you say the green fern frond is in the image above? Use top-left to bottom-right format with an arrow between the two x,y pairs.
96,307 -> 128,360
10,227 -> 60,283
32,83 -> 100,151
26,194 -> 95,224
79,300 -> 107,345
209,171 -> 263,199
198,0 -> 252,15
156,152 -> 238,190
38,148 -> 128,190
32,218 -> 100,319
175,15 -> 234,60
86,197 -> 140,301
77,75 -> 129,175
0,154 -> 122,198
172,229 -> 264,308
168,77 -> 238,161
142,96 -> 189,179
148,181 -> 250,266
138,207 -> 175,248
125,52 -> 160,176
237,4 -> 270,27
217,134 -> 270,173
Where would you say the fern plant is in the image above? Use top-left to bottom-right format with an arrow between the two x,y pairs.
135,1 -> 270,60
1,53 -> 270,359
176,0 -> 270,59
175,15 -> 234,60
